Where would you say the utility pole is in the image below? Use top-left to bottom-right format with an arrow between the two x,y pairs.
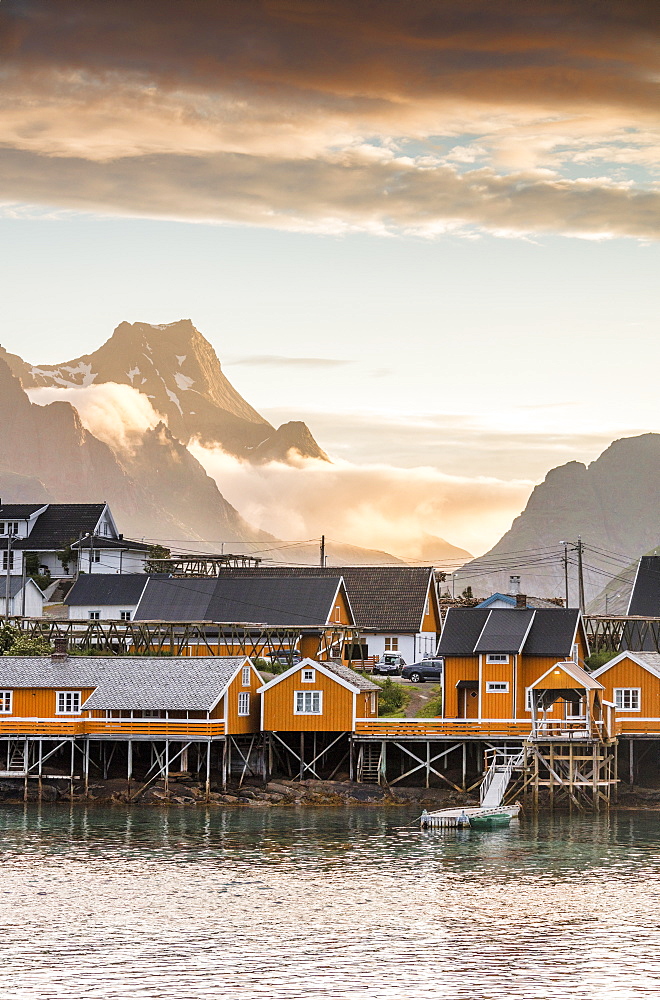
88,532 -> 94,574
576,535 -> 585,614
319,535 -> 325,568
4,531 -> 14,621
560,538 -> 585,612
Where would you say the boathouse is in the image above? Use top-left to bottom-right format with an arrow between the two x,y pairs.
0,647 -> 264,795
259,658 -> 379,779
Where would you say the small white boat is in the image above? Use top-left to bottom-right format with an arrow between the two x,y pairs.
420,803 -> 521,829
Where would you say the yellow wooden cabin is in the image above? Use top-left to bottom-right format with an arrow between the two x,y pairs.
437,607 -> 590,735
591,652 -> 660,736
0,649 -> 264,790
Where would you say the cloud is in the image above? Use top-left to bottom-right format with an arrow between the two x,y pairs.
188,441 -> 532,559
229,355 -> 350,369
26,382 -> 164,452
0,1 -> 657,238
1,146 -> 659,240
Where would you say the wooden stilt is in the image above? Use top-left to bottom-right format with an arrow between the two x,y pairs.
38,738 -> 43,802
84,739 -> 89,797
462,742 -> 467,791
629,739 -> 634,789
205,741 -> 211,801
164,741 -> 169,794
127,739 -> 133,797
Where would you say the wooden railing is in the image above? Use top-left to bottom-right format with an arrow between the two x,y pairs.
0,718 -> 226,738
353,719 -> 533,738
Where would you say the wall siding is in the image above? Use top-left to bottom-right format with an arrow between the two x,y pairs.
263,667 -> 355,732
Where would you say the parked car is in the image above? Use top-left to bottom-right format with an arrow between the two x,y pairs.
401,658 -> 443,683
372,652 -> 406,675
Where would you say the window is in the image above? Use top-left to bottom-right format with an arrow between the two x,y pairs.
1,522 -> 18,535
486,654 -> 509,663
2,551 -> 14,571
92,551 -> 100,563
103,523 -> 110,536
302,668 -> 316,683
572,644 -> 579,663
614,688 -> 640,711
335,605 -> 342,622
294,690 -> 322,715
56,691 -> 81,715
370,691 -> 376,713
526,689 -> 533,711
238,692 -> 250,716
143,710 -> 161,718
120,610 -> 131,621
0,690 -> 12,714
88,611 -> 100,620
385,637 -> 398,651
486,681 -> 509,693
241,665 -> 251,687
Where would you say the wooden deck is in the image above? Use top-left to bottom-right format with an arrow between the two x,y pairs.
0,718 -> 226,739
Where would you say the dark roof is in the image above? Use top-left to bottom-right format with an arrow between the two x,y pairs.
439,607 -> 582,658
473,608 -> 535,653
134,576 -> 350,626
72,535 -> 151,552
628,556 -> 660,616
522,609 -> 581,657
65,574 -> 150,607
438,609 -> 489,656
0,504 -> 46,519
476,593 -> 565,609
0,504 -> 107,552
214,565 -> 436,631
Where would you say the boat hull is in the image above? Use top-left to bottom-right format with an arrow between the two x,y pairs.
420,803 -> 521,829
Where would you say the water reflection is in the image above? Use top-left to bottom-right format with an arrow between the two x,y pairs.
1,804 -> 660,998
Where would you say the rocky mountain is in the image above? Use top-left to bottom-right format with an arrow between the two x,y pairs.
0,357 -> 267,544
453,435 -> 660,605
0,320 -> 327,462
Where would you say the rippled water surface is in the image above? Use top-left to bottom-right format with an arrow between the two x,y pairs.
2,804 -> 660,999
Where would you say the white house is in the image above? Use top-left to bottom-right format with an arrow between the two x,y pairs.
0,577 -> 45,617
65,574 -> 150,620
0,502 -> 151,579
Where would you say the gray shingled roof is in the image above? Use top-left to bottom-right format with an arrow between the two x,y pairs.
135,576 -> 349,626
324,661 -> 379,692
0,504 -> 106,552
0,504 -> 46,519
65,574 -> 150,607
0,656 -> 247,711
214,565 -> 436,631
439,607 -> 582,657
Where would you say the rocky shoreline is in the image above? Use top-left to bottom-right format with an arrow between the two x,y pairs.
1,775 -> 657,810
0,775 -> 475,808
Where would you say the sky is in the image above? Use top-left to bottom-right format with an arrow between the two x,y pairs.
1,0 -> 659,555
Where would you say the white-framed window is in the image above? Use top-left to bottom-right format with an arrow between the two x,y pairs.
572,644 -> 579,663
143,710 -> 162,718
566,698 -> 585,718
241,665 -> 251,687
294,690 -> 322,715
486,654 -> 509,663
486,681 -> 509,693
370,691 -> 376,713
614,688 -> 641,711
2,551 -> 14,571
238,692 -> 250,716
120,610 -> 131,621
92,551 -> 100,563
302,668 -> 316,683
88,611 -> 100,620
335,605 -> 342,622
103,523 -> 110,536
0,690 -> 12,714
385,637 -> 398,651
56,691 -> 81,715
526,688 -> 533,711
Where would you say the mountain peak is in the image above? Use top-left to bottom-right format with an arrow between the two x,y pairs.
13,320 -> 327,463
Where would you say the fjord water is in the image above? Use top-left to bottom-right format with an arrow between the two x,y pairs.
2,806 -> 660,999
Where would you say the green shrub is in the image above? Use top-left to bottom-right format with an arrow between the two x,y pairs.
4,634 -> 53,656
376,677 -> 410,717
0,623 -> 22,653
416,686 -> 443,718
585,649 -> 618,670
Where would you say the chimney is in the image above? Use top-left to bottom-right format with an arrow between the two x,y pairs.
516,594 -> 527,609
52,636 -> 68,660
509,575 -> 521,595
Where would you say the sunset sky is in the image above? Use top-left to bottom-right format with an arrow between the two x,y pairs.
1,1 -> 659,554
